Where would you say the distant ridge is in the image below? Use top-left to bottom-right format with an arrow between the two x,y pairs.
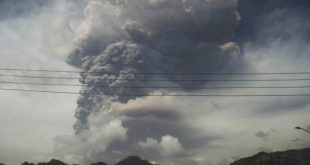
115,156 -> 154,165
11,156 -> 153,165
231,148 -> 310,165
90,162 -> 107,165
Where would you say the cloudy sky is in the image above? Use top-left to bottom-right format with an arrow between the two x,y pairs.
1,0 -> 310,165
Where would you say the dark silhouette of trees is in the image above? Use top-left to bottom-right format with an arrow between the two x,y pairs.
21,162 -> 35,165
37,159 -> 67,165
115,156 -> 153,165
90,162 -> 107,165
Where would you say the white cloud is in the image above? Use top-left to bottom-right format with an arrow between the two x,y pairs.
139,135 -> 184,156
54,119 -> 128,164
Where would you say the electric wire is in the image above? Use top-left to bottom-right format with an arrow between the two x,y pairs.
2,80 -> 310,89
1,87 -> 310,97
2,74 -> 310,81
2,68 -> 310,96
2,68 -> 310,75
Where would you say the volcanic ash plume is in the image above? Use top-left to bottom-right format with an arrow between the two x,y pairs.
67,0 -> 241,133
61,0 -> 241,164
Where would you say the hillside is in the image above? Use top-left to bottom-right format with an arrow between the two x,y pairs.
231,148 -> 310,165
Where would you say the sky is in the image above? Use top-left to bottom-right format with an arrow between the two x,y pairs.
0,0 -> 310,165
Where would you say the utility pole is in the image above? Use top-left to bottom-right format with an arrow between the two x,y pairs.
295,126 -> 310,134
293,126 -> 310,142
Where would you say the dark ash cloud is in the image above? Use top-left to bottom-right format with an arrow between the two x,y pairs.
63,1 -> 243,164
68,0 -> 242,135
235,0 -> 310,45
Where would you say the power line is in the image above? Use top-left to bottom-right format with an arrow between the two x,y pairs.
0,88 -> 79,95
2,74 -> 310,81
0,68 -> 122,74
0,68 -> 83,73
2,68 -> 310,75
0,74 -> 81,79
0,81 -> 82,87
1,87 -> 310,97
3,80 -> 310,89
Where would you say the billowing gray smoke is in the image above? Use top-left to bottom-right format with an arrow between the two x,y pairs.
67,0 -> 241,134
